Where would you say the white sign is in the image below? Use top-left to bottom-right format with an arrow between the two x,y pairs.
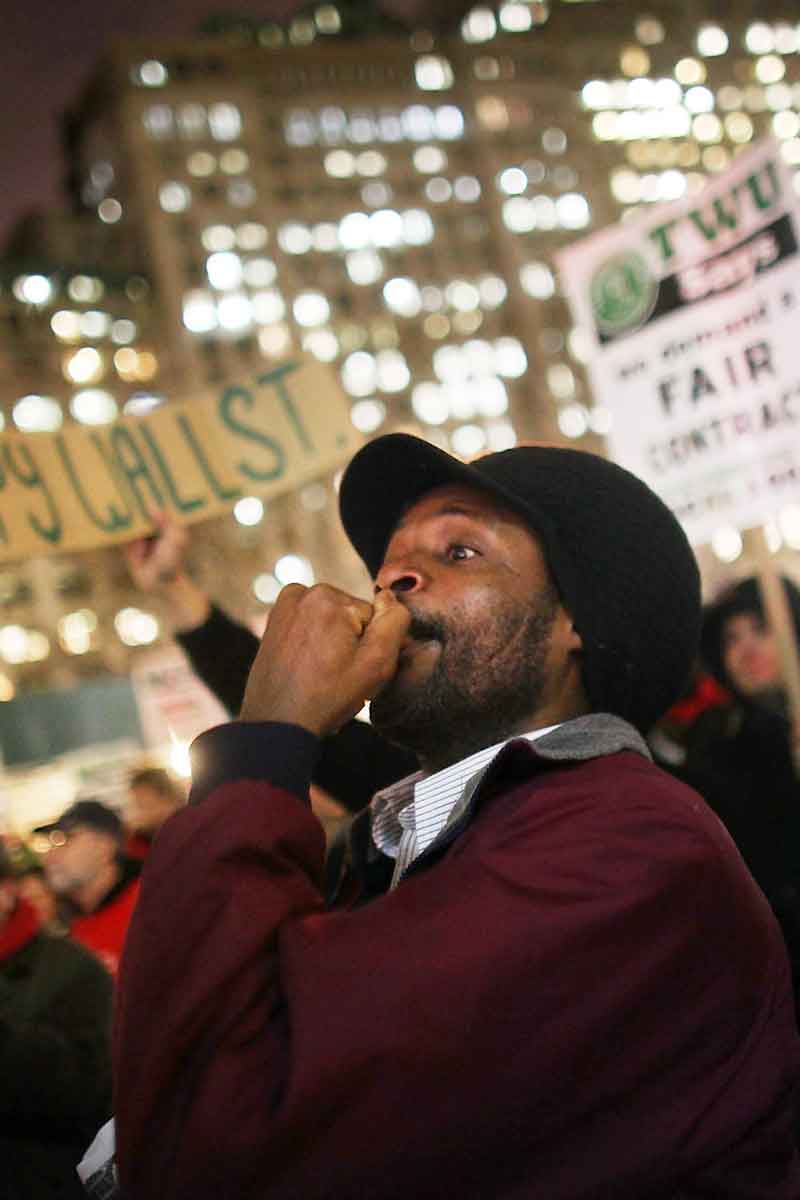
130,646 -> 229,750
558,138 -> 800,546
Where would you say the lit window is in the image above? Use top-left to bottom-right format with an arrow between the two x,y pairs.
696,24 -> 728,56
302,329 -> 339,361
115,608 -> 159,646
356,150 -> 387,176
293,291 -> 330,327
499,2 -> 532,32
217,294 -> 253,332
581,81 -> 612,110
446,280 -> 480,312
188,151 -> 216,177
143,105 -> 173,139
425,177 -> 452,203
725,112 -> 754,143
413,145 -> 448,173
402,105 -> 435,140
350,399 -> 386,433
136,60 -> 168,87
177,104 -> 206,138
498,167 -> 527,195
503,197 -> 536,232
159,182 -> 191,213
494,337 -> 527,378
208,103 -> 242,141
12,274 -> 52,305
675,58 -> 705,85
620,46 -> 650,76
182,290 -> 218,334
693,113 -> 723,143
325,149 -> 356,177
253,574 -> 282,604
252,290 -> 286,324
756,55 -> 786,84
376,349 -> 410,393
519,261 -> 555,299
234,497 -> 264,526
362,181 -> 393,208
13,395 -> 63,432
98,198 -> 122,223
342,351 -> 377,396
70,389 -> 118,425
206,252 -> 243,290
478,275 -> 507,307
312,223 -> 339,252
80,311 -> 110,339
451,424 -> 487,458
383,277 -> 422,318
710,526 -> 743,563
558,405 -> 589,439
348,111 -> 377,143
51,310 -> 82,341
684,86 -> 714,114
64,347 -> 104,385
461,8 -> 497,43
285,110 -> 316,146
220,149 -> 249,174
258,325 -> 291,357
412,382 -> 449,425
278,223 -> 313,254
369,209 -> 404,248
274,555 -> 314,586
242,258 -> 277,287
557,193 -> 591,229
346,249 -> 384,285
547,363 -> 576,399
402,209 -> 434,245
415,56 -> 454,90
542,127 -> 567,155
202,225 -> 236,253
435,106 -> 465,140
228,180 -> 257,207
237,223 -> 268,251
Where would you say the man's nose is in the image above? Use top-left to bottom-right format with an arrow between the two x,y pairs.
374,561 -> 426,596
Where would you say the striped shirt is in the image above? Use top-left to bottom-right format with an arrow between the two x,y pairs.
371,725 -> 559,887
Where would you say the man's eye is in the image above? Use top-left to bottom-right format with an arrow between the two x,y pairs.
447,544 -> 477,561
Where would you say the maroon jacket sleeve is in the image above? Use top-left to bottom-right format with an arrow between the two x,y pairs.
113,725 -> 800,1200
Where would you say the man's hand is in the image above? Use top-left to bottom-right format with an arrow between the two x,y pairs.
123,511 -> 211,632
240,584 -> 410,737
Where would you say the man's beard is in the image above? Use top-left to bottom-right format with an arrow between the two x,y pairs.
370,585 -> 559,771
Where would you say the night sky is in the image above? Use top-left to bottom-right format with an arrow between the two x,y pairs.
0,0 -> 472,246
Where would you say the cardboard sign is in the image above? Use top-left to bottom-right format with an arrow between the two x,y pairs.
558,138 -> 800,547
130,645 -> 230,749
0,358 -> 361,563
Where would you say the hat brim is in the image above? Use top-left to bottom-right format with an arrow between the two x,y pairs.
339,434 -> 547,578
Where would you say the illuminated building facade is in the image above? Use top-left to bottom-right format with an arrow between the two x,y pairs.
2,0 -> 800,697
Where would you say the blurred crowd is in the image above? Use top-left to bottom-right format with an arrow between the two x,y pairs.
2,509 -> 800,1198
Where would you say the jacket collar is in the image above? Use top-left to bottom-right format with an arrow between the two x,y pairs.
402,712 -> 650,880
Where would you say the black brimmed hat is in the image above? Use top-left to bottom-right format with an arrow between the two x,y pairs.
34,799 -> 124,844
339,434 -> 701,733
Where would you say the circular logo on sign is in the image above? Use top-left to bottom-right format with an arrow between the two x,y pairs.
589,251 -> 658,337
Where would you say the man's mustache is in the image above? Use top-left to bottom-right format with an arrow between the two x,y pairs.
405,609 -> 446,644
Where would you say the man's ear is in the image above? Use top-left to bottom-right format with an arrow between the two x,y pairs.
561,610 -> 583,652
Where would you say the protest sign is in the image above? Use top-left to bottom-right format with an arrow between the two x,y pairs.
558,137 -> 800,549
0,357 -> 361,564
559,139 -> 800,730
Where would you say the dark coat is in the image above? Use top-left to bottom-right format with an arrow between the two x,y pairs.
114,715 -> 800,1199
1,925 -> 113,1200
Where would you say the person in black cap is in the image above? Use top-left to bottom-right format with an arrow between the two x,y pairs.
112,435 -> 800,1200
0,841 -> 112,1199
36,801 -> 141,977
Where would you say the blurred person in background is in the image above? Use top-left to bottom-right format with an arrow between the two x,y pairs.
0,842 -> 112,1200
36,802 -> 140,978
124,767 -> 187,861
16,866 -> 65,935
679,575 -> 800,1012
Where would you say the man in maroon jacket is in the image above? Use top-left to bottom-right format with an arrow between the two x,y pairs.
114,435 -> 800,1199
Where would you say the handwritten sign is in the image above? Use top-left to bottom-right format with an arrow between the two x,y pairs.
0,358 -> 361,563
557,138 -> 800,547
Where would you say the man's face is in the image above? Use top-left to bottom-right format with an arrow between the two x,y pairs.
722,612 -> 781,697
369,483 -> 583,767
129,784 -> 173,834
43,825 -> 116,896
